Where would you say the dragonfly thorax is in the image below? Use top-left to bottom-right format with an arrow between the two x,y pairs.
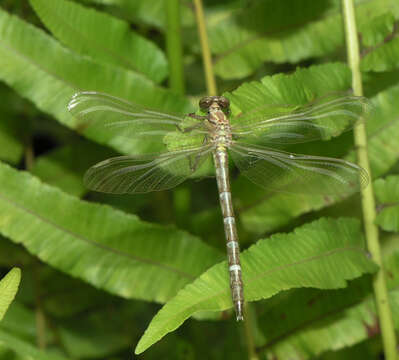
199,97 -> 233,148
208,115 -> 233,149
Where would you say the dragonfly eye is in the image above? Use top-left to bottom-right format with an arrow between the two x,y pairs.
199,97 -> 213,110
199,96 -> 230,111
217,96 -> 230,110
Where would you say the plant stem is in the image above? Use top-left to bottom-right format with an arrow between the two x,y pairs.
193,0 -> 217,95
243,303 -> 260,360
24,139 -> 34,171
32,264 -> 47,349
342,1 -> 398,359
166,0 -> 185,94
166,1 -> 192,220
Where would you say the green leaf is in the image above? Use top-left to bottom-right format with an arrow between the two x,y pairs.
319,339 -> 381,360
361,36 -> 399,72
354,84 -> 399,176
375,176 -> 399,232
0,328 -> 70,360
29,0 -> 168,83
0,8 -> 192,155
39,270 -> 118,318
0,162 -> 223,303
210,0 -> 399,79
256,279 -> 371,358
227,62 -> 352,109
31,141 -> 117,197
0,346 -> 26,360
0,268 -> 167,358
0,84 -> 25,165
229,62 -> 352,234
83,0 -> 195,30
0,301 -> 37,343
232,65 -> 399,234
256,234 -> 399,359
135,218 -> 377,354
210,0 -> 336,79
57,308 -> 133,358
0,268 -> 21,321
1,300 -> 136,359
359,12 -> 395,47
359,10 -> 399,73
260,288 -> 399,359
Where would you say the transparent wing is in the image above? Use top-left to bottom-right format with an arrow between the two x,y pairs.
231,93 -> 372,144
84,146 -> 214,194
230,142 -> 368,195
68,91 -> 208,139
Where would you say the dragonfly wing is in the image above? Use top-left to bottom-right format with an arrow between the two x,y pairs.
230,142 -> 368,195
68,92 -> 207,140
231,93 -> 372,144
84,146 -> 213,194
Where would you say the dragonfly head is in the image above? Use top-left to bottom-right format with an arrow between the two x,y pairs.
199,96 -> 230,113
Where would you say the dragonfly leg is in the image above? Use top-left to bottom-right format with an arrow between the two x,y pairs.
188,113 -> 207,121
176,121 -> 205,133
189,153 -> 203,172
189,137 -> 209,172
175,113 -> 207,133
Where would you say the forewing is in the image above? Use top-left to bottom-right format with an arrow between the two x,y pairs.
231,93 -> 372,144
230,143 -> 368,195
68,92 -> 207,145
84,146 -> 213,194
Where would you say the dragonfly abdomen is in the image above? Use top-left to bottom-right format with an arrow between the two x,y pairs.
213,149 -> 244,321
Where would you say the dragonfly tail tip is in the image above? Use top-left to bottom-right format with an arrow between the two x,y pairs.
235,300 -> 244,321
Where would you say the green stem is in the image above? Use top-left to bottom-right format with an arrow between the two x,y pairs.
32,264 -> 46,349
243,303 -> 260,360
193,0 -> 217,95
165,2 -> 192,219
24,139 -> 34,171
342,1 -> 398,359
166,0 -> 185,94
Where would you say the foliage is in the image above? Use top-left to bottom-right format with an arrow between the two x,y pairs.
0,162 -> 222,303
237,79 -> 399,234
375,176 -> 399,232
29,0 -> 168,82
136,218 -> 377,353
0,0 -> 398,359
0,268 -> 20,321
209,0 -> 399,79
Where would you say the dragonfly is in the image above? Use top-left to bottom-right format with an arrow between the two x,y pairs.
68,91 -> 371,321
